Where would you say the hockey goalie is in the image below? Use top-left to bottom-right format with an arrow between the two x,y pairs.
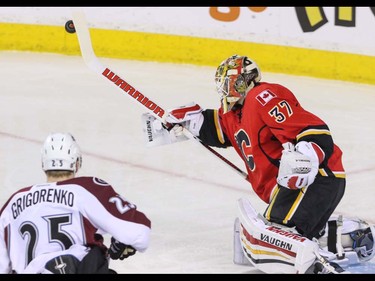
140,54 -> 375,274
141,106 -> 375,274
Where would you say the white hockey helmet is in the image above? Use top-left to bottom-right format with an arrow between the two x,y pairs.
215,55 -> 261,113
41,132 -> 82,173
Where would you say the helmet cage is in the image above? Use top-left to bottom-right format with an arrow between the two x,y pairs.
215,55 -> 261,113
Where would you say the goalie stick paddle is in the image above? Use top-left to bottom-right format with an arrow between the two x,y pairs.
70,9 -> 249,182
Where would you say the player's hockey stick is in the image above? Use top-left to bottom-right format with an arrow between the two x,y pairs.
70,9 -> 249,182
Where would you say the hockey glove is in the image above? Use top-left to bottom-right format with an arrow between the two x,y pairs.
277,141 -> 322,190
141,113 -> 190,147
165,102 -> 204,137
108,237 -> 137,260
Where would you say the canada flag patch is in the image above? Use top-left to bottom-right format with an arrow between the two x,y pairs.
256,90 -> 276,106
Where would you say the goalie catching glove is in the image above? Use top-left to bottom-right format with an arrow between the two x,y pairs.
277,141 -> 323,190
108,237 -> 137,260
141,102 -> 204,147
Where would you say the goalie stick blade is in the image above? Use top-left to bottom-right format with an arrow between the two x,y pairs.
71,9 -> 104,74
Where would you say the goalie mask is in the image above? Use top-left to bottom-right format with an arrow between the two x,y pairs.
215,55 -> 261,114
41,132 -> 82,173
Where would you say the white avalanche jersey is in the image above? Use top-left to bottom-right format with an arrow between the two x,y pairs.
0,176 -> 151,274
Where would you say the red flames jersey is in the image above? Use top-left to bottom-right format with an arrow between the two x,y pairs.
201,82 -> 345,203
0,176 -> 151,273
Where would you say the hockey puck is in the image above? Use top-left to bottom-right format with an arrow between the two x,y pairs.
65,20 -> 76,33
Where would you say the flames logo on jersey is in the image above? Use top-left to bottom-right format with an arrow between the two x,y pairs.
256,90 -> 276,106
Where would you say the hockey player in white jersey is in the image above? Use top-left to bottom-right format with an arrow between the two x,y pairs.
0,132 -> 151,274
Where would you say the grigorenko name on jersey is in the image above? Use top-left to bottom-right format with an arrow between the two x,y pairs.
11,188 -> 74,219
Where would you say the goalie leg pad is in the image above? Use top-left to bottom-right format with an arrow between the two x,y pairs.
233,217 -> 252,266
237,198 -> 319,273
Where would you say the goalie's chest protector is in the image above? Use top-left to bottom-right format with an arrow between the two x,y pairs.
219,82 -> 314,203
220,97 -> 281,203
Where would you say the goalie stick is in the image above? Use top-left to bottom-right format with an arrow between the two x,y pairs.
70,9 -> 249,182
